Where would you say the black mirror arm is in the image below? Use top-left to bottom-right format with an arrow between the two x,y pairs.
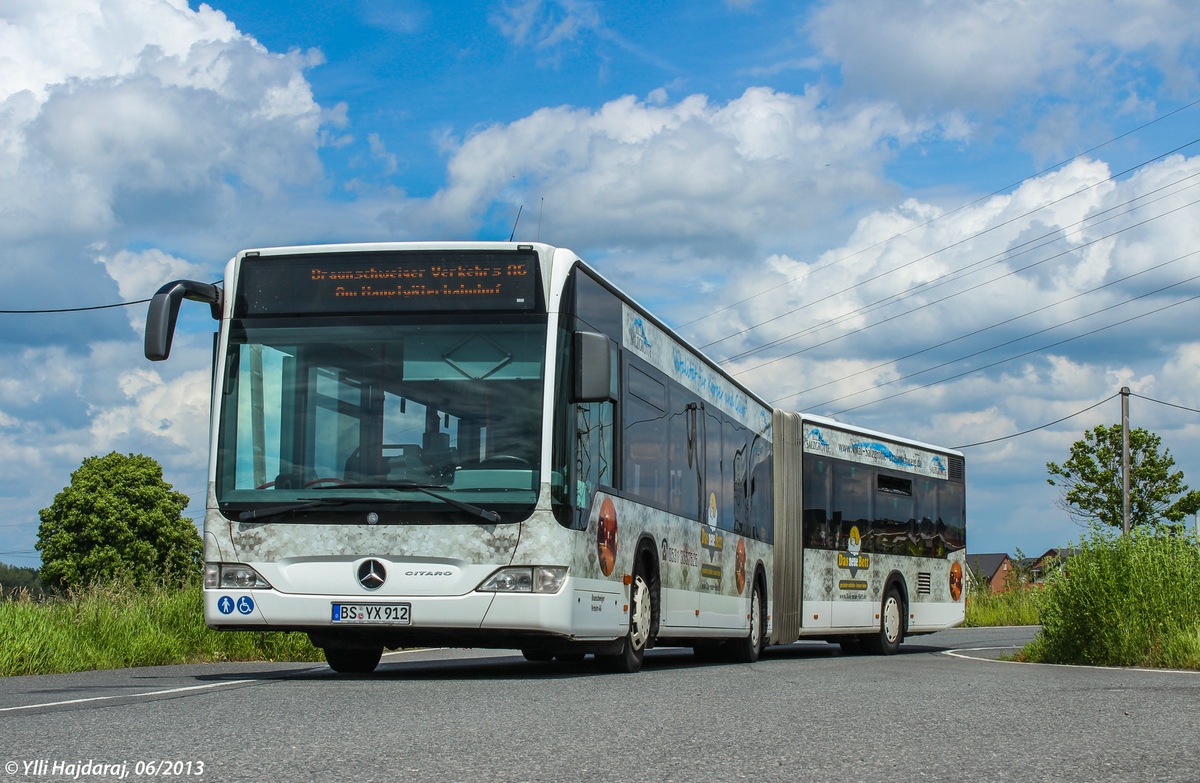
144,280 -> 223,361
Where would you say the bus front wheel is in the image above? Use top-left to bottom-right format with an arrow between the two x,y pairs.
597,567 -> 653,673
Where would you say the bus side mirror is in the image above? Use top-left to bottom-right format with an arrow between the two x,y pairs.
573,331 -> 612,402
145,280 -> 223,361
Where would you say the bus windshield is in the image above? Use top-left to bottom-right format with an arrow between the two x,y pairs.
216,316 -> 547,521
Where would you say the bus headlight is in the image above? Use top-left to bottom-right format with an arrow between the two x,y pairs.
477,566 -> 568,594
205,563 -> 273,589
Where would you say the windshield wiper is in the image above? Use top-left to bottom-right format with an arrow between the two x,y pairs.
236,498 -> 353,522
317,481 -> 503,524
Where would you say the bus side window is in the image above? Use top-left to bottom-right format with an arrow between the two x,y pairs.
832,462 -> 871,552
623,361 -> 668,507
803,457 -> 832,549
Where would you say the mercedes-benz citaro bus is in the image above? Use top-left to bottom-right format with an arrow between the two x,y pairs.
145,242 -> 965,674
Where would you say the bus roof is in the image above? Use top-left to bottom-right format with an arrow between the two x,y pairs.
794,412 -> 964,459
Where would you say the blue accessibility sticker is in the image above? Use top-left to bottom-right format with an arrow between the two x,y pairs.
236,595 -> 255,615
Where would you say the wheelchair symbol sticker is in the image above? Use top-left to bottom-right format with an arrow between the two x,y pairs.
217,596 -> 234,615
236,595 -> 255,615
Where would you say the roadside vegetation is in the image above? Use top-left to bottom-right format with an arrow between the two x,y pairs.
1017,527 -> 1200,670
964,575 -> 1044,627
0,579 -> 320,677
0,452 -> 320,678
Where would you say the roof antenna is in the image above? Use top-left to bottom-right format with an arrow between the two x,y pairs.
537,197 -> 544,242
508,204 -> 523,242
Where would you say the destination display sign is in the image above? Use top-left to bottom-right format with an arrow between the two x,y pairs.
234,250 -> 539,316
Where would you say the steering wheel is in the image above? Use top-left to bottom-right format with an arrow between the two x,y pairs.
303,477 -> 346,488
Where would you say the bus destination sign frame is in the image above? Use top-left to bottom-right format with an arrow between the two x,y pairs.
234,250 -> 540,316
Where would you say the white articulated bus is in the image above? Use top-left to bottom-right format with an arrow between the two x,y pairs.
146,242 -> 965,673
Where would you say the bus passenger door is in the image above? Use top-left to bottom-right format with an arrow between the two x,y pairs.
662,399 -> 700,629
700,412 -> 746,629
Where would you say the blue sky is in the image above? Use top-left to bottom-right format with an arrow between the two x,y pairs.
3,0 -> 1200,567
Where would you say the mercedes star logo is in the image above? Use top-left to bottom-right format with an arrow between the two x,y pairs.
357,559 -> 386,590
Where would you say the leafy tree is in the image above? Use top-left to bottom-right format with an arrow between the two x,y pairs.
36,453 -> 201,589
1046,424 -> 1200,532
0,562 -> 44,599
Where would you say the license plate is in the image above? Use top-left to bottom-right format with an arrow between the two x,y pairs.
331,603 -> 411,625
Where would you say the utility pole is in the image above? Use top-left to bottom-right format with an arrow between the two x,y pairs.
1121,386 -> 1131,536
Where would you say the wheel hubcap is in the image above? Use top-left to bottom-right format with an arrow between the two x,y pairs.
629,576 -> 651,651
883,596 -> 900,644
749,589 -> 761,648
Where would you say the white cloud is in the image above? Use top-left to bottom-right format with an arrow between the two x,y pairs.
91,366 -> 212,456
807,0 -> 1200,118
491,0 -> 602,50
368,132 -> 399,176
97,247 -> 207,302
359,0 -> 427,34
0,0 -> 339,563
425,87 -> 937,262
0,0 -> 324,252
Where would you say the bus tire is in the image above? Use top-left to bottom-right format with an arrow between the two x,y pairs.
521,647 -> 554,662
596,562 -> 654,673
866,586 -> 904,655
726,580 -> 765,664
324,646 -> 383,674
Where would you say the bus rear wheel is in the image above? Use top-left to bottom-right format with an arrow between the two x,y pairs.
324,646 -> 383,674
865,586 -> 904,655
597,568 -> 653,673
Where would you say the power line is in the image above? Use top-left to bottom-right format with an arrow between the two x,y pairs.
743,192 -> 1200,385
0,281 -> 221,315
679,96 -> 1200,332
954,394 -> 1118,449
710,139 -> 1200,360
773,248 -> 1200,403
1130,393 -> 1200,415
795,271 -> 1200,411
723,169 -> 1200,368
818,290 -> 1200,416
697,133 -> 1200,354
0,298 -> 150,314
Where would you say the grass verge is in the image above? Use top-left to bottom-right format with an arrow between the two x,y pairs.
0,581 -> 321,677
1016,527 -> 1200,670
964,584 -> 1044,627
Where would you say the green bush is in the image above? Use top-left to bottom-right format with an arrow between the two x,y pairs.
0,580 -> 321,677
1021,528 -> 1200,669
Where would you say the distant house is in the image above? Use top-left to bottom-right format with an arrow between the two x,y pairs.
966,552 -> 1013,593
1023,548 -> 1075,584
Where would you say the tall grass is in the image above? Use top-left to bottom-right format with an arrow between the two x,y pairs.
964,583 -> 1045,627
0,581 -> 321,677
1020,527 -> 1200,669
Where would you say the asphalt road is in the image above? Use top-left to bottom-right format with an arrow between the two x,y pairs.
2,626 -> 1199,783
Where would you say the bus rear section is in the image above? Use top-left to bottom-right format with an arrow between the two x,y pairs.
771,412 -> 966,654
